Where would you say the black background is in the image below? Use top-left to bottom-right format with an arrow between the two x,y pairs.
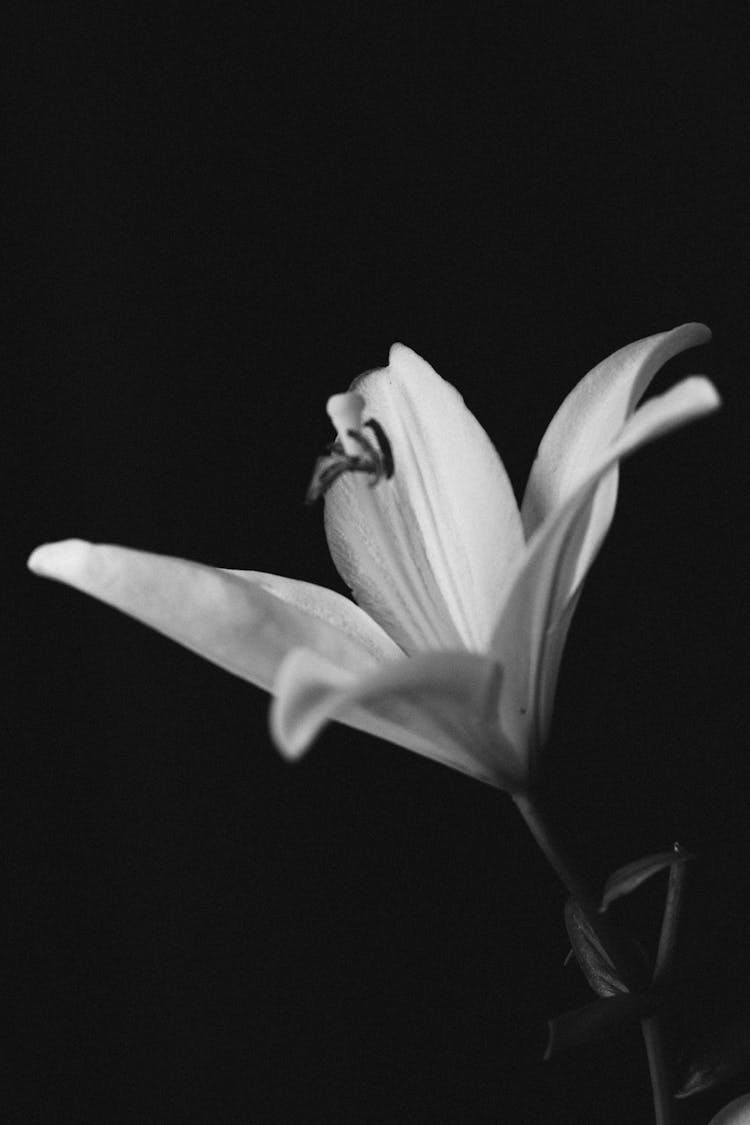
8,4 -> 750,1122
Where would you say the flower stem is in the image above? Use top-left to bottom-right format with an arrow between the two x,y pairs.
512,791 -> 674,1125
654,847 -> 690,986
642,1014 -> 673,1125
512,792 -> 642,990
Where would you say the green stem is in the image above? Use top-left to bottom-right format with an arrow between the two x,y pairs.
654,846 -> 690,985
642,1014 -> 673,1125
512,791 -> 673,1125
512,792 -> 643,991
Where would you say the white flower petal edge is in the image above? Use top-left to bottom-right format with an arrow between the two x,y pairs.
522,323 -> 711,532
270,647 -> 522,789
521,322 -> 711,605
491,375 -> 720,764
323,343 -> 525,655
27,541 -> 402,687
224,570 -> 404,665
706,1093 -> 750,1125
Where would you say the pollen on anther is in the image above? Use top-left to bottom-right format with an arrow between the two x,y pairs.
306,390 -> 395,504
364,418 -> 394,478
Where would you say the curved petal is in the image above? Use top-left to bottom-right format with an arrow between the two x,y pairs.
521,324 -> 712,640
324,344 -> 525,654
224,570 -> 404,664
521,323 -> 711,536
525,325 -> 714,616
27,540 -> 398,690
270,647 -> 527,790
492,376 -> 720,768
520,326 -> 712,611
707,1094 -> 750,1125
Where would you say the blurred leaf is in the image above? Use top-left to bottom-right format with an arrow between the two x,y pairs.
676,1019 -> 750,1098
600,844 -> 694,912
545,993 -> 652,1059
564,898 -> 628,997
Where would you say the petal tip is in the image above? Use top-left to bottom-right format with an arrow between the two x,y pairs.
268,697 -> 309,762
27,538 -> 91,579
677,321 -> 711,345
687,375 -> 721,412
388,341 -> 426,368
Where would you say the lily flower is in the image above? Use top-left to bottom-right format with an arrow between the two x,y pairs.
28,324 -> 719,791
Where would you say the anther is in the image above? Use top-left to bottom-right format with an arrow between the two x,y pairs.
306,392 -> 395,503
364,419 -> 394,479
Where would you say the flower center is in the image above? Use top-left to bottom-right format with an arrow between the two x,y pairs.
309,390 -> 462,652
306,393 -> 394,503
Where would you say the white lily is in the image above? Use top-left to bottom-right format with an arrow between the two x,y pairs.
28,324 -> 718,791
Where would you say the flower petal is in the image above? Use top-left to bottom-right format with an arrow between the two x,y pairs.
521,325 -> 713,639
492,375 -> 720,764
521,323 -> 712,536
27,540 -> 398,689
324,344 -> 525,654
270,647 -> 526,790
224,569 -> 403,664
707,1094 -> 750,1125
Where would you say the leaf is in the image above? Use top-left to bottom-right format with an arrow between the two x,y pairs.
564,899 -> 629,997
675,1019 -> 750,1098
545,993 -> 654,1058
600,843 -> 694,912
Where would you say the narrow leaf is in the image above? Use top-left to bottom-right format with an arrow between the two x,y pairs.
564,899 -> 628,997
600,843 -> 694,912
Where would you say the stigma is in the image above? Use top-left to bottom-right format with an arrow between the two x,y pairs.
306,392 -> 395,504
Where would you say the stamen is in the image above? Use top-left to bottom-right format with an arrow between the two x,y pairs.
306,392 -> 396,503
346,429 -> 381,461
305,455 -> 379,504
363,419 -> 394,479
